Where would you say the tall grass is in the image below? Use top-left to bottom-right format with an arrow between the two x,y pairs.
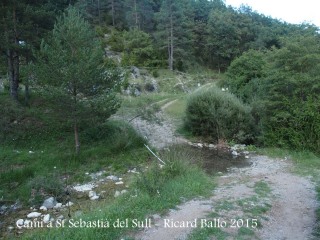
21,146 -> 213,240
0,117 -> 147,203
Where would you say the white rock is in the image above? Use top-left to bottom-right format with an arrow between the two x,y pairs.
16,219 -> 24,228
54,203 -> 62,209
27,212 -> 41,218
208,144 -> 215,148
121,190 -> 128,195
90,195 -> 99,200
197,143 -> 203,148
115,181 -> 124,185
8,226 -> 14,231
114,191 -> 121,198
39,206 -> 47,211
65,201 -> 74,207
88,190 -> 96,198
57,215 -> 64,220
73,183 -> 95,192
232,151 -> 238,156
43,214 -> 50,224
28,151 -> 34,154
42,197 -> 57,209
106,175 -> 119,181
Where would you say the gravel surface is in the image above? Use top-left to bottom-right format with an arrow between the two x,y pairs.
125,101 -> 318,240
135,155 -> 318,240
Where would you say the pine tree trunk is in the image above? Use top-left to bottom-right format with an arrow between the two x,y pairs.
7,49 -> 19,101
134,0 -> 138,28
7,5 -> 20,101
25,82 -> 29,106
97,0 -> 101,25
74,122 -> 80,154
169,11 -> 174,71
111,0 -> 115,26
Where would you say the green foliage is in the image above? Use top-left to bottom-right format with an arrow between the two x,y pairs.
122,28 -> 155,67
107,29 -> 125,52
152,69 -> 159,78
185,87 -> 254,143
155,0 -> 195,70
225,35 -> 320,152
35,7 -> 122,152
135,145 -> 203,196
259,36 -> 320,152
21,147 -> 212,240
27,174 -> 64,205
82,120 -> 146,150
224,50 -> 267,103
0,166 -> 34,190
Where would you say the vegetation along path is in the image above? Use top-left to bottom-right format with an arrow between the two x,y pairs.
129,103 -> 318,240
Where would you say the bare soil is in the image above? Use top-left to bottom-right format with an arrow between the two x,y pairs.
128,104 -> 318,240
135,155 -> 317,240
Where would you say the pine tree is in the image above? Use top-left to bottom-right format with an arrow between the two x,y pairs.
0,0 -> 67,101
36,7 -> 121,153
155,0 -> 194,70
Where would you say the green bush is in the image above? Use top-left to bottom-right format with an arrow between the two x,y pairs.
27,174 -> 65,205
257,36 -> 320,152
152,70 -> 159,78
135,146 -> 196,196
223,49 -> 266,103
82,120 -> 146,150
185,87 -> 255,143
107,29 -> 124,52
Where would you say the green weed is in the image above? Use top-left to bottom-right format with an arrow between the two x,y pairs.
21,146 -> 213,239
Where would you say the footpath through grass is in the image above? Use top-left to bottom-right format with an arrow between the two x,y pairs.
257,148 -> 320,238
0,92 -> 214,239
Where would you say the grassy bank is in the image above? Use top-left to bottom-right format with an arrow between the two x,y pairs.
0,91 -> 215,239
0,93 -> 148,204
20,147 -> 213,239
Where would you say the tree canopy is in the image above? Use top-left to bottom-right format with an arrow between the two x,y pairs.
35,7 -> 121,153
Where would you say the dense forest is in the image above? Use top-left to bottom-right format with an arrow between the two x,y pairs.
1,0 -> 320,150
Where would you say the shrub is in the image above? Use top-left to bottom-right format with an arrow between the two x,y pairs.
223,49 -> 266,103
27,174 -> 64,205
185,87 -> 255,143
82,120 -> 146,150
152,70 -> 159,78
135,145 -> 196,196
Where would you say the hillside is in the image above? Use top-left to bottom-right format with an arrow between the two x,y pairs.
1,1 -> 320,239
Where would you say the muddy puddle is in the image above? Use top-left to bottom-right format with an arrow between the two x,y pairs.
186,146 -> 252,174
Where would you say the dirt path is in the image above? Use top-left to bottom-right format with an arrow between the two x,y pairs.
135,155 -> 318,240
125,97 -> 318,240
